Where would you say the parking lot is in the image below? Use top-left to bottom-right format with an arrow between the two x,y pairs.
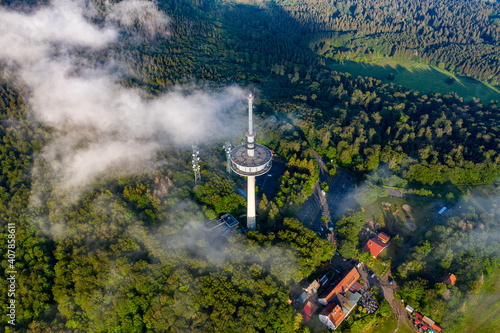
256,159 -> 287,201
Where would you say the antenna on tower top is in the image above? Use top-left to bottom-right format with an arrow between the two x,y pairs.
246,92 -> 256,157
192,145 -> 201,184
247,93 -> 254,135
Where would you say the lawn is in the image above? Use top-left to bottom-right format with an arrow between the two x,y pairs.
363,196 -> 438,239
326,58 -> 500,103
358,315 -> 397,333
449,269 -> 500,333
365,256 -> 390,277
397,322 -> 419,333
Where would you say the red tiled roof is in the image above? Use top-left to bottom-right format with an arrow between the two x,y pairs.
415,312 -> 423,319
330,304 -> 346,327
432,324 -> 442,332
302,313 -> 311,324
363,238 -> 387,258
320,304 -> 346,328
319,268 -> 360,303
303,301 -> 318,317
349,282 -> 362,293
442,273 -> 456,286
378,232 -> 390,243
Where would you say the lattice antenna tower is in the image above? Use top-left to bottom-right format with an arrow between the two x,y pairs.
192,145 -> 201,184
223,142 -> 232,174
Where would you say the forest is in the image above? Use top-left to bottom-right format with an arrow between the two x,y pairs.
276,0 -> 500,85
0,0 -> 499,332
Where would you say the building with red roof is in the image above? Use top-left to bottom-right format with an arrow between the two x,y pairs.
442,273 -> 457,286
302,301 -> 318,324
432,323 -> 442,332
414,311 -> 423,319
318,267 -> 360,305
378,232 -> 390,243
363,238 -> 388,258
318,303 -> 345,330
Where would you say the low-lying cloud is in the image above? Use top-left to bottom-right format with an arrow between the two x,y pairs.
0,0 -> 245,193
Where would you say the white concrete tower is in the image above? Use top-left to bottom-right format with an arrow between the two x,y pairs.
230,93 -> 272,230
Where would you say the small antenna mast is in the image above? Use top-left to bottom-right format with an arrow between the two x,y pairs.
192,145 -> 201,184
223,142 -> 232,174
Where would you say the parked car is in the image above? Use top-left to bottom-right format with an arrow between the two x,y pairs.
388,276 -> 394,284
371,273 -> 376,278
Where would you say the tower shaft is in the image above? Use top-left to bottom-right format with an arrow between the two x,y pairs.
247,176 -> 256,230
230,93 -> 272,231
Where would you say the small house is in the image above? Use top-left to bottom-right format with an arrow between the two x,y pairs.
378,232 -> 391,243
305,280 -> 321,297
363,238 -> 388,258
442,273 -> 457,286
296,291 -> 308,304
302,301 -> 318,324
432,323 -> 442,332
423,316 -> 436,328
437,207 -> 447,215
318,304 -> 345,330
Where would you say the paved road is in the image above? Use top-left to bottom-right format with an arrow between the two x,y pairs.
357,264 -> 411,333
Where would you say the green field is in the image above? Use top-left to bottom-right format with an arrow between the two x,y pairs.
327,58 -> 500,103
363,196 -> 439,238
450,269 -> 500,333
358,315 -> 398,333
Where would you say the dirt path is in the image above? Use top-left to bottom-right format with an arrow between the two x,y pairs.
367,267 -> 408,333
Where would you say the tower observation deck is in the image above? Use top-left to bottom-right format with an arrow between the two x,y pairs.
230,93 -> 272,230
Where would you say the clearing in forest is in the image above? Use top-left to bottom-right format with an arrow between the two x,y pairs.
326,58 -> 500,103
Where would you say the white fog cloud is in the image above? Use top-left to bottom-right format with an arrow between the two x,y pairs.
105,0 -> 170,38
0,0 -> 245,192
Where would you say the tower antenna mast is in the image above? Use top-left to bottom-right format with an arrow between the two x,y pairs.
229,93 -> 272,230
223,142 -> 232,174
192,145 -> 201,184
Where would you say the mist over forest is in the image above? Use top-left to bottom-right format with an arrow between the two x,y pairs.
0,0 -> 499,332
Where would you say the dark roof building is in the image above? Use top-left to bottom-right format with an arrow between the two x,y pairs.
319,274 -> 329,286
